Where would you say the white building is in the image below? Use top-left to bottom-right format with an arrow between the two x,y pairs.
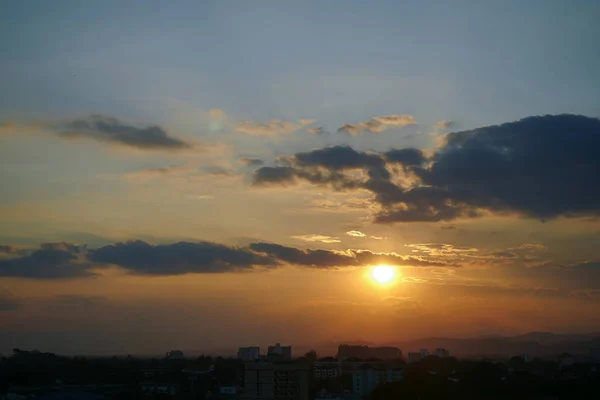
352,365 -> 403,397
238,346 -> 260,361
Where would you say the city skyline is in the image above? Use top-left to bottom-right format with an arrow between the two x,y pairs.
2,1 -> 600,356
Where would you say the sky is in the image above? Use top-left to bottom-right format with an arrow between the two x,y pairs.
1,0 -> 600,356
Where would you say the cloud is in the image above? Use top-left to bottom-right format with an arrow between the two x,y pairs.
235,119 -> 310,135
337,114 -> 416,135
0,122 -> 40,135
191,195 -> 216,200
406,243 -> 479,255
254,114 -> 600,223
55,114 -> 191,150
306,127 -> 326,135
2,239 -> 455,278
346,230 -> 366,237
291,234 -> 341,244
249,242 -> 453,268
434,120 -> 455,129
384,148 -> 427,166
0,243 -> 93,279
238,158 -> 264,166
89,240 -> 276,275
122,165 -> 189,181
252,166 -> 298,186
202,166 -> 234,177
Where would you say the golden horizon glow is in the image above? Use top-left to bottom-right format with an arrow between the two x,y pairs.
371,265 -> 396,284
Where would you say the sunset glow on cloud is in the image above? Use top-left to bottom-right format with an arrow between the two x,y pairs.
1,0 -> 599,356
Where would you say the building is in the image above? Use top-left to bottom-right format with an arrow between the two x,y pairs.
433,348 -> 450,358
166,350 -> 184,359
314,389 -> 353,400
420,349 -> 429,358
142,383 -> 178,396
351,365 -> 403,397
267,343 -> 292,361
242,361 -> 310,400
336,345 -> 402,361
314,363 -> 340,380
220,386 -> 239,395
239,346 -> 261,361
407,352 -> 422,363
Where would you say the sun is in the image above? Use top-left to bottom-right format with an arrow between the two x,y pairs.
371,265 -> 396,284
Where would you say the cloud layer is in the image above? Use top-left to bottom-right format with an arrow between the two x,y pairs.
254,114 -> 600,223
337,114 -> 416,135
235,118 -> 315,135
0,240 -> 450,279
56,114 -> 191,150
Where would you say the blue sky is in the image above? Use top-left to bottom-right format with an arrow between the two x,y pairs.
1,1 -> 600,355
2,0 -> 599,125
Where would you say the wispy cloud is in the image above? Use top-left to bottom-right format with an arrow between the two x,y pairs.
346,230 -> 366,237
238,158 -> 264,166
236,118 -> 316,135
337,114 -> 416,135
291,234 -> 341,244
56,114 -> 192,150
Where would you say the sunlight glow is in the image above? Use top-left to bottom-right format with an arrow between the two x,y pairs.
371,265 -> 396,284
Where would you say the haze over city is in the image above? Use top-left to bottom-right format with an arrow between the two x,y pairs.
1,0 -> 600,358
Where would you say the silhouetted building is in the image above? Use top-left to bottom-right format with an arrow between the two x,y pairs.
314,389 -> 353,400
239,346 -> 261,361
242,361 -> 309,400
314,364 -> 340,380
351,364 -> 403,396
166,350 -> 184,359
142,382 -> 178,396
220,385 -> 239,396
433,348 -> 450,358
407,352 -> 422,363
267,343 -> 292,361
336,345 -> 401,361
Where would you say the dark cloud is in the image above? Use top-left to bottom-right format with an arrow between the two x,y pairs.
56,114 -> 191,150
249,242 -> 452,268
253,146 -> 396,188
89,240 -> 276,275
0,243 -> 92,279
383,148 -> 426,166
254,114 -> 600,223
238,158 -> 264,166
1,240 -> 455,279
252,166 -> 298,185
